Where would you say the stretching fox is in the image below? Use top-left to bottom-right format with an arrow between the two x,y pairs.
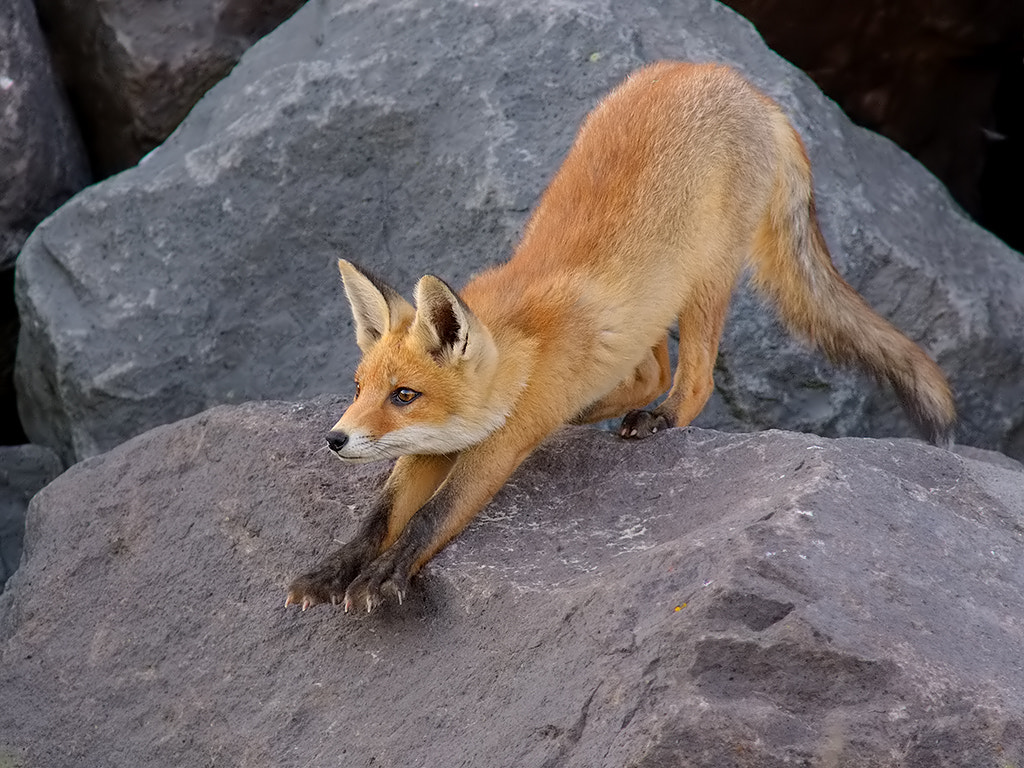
286,62 -> 955,612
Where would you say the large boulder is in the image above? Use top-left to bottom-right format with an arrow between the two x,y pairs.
0,0 -> 90,271
0,0 -> 90,444
1,399 -> 1023,765
34,0 -> 307,176
15,0 -> 1024,466
0,0 -> 88,439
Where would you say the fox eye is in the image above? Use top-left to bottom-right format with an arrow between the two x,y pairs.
354,380 -> 361,400
390,387 -> 421,406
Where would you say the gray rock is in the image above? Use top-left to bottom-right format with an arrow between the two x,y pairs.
15,0 -> 1024,466
0,0 -> 90,270
34,0 -> 307,175
2,400 -> 1023,766
954,443 -> 1024,473
0,444 -> 63,594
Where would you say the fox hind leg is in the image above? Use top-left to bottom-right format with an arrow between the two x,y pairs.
572,336 -> 672,424
620,282 -> 732,439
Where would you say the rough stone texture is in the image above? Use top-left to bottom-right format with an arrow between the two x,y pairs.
0,443 -> 62,593
1,399 -> 1023,766
15,0 -> 1024,467
0,0 -> 90,270
0,0 -> 89,445
34,0 -> 308,176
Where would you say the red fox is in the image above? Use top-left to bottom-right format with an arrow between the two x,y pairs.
285,61 -> 955,613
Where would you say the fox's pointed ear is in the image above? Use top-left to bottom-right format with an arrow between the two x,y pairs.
412,275 -> 493,365
337,260 -> 415,352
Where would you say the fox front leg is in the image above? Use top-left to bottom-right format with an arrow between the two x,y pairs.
343,423 -> 549,612
286,453 -> 454,611
285,528 -> 381,610
342,477 -> 478,613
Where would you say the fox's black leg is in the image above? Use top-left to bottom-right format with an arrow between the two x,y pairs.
343,417 -> 554,612
285,495 -> 390,610
342,490 -> 452,612
286,453 -> 455,611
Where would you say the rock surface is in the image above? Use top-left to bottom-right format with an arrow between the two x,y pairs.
0,0 -> 90,444
33,0 -> 307,176
0,0 -> 90,270
15,0 -> 1024,466
0,444 -> 63,593
1,399 -> 1023,766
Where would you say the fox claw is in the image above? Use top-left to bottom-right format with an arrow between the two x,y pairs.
619,409 -> 672,440
286,541 -> 375,614
284,580 -> 342,613
343,552 -> 414,613
287,541 -> 416,615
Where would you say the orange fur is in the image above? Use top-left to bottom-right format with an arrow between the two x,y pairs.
287,61 -> 955,612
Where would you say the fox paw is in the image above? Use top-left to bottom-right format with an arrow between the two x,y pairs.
619,409 -> 672,439
285,544 -> 369,611
343,550 -> 415,614
285,573 -> 344,611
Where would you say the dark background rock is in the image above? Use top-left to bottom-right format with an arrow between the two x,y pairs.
0,443 -> 62,594
1,0 -> 303,446
1,399 -> 1023,765
721,0 -> 1024,253
0,0 -> 89,272
15,0 -> 1024,466
33,0 -> 308,177
1,0 -> 90,445
0,270 -> 26,446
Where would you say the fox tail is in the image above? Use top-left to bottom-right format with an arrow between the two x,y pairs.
748,112 -> 956,446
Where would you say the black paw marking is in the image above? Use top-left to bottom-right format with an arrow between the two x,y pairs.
619,409 -> 672,440
285,542 -> 371,611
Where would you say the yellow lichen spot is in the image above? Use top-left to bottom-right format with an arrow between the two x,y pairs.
588,52 -> 602,63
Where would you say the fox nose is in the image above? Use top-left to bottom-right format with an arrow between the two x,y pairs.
325,430 -> 349,452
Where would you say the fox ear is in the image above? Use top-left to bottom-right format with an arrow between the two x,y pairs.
412,275 -> 490,364
337,260 -> 414,352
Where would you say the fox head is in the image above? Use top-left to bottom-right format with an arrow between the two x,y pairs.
326,260 -> 503,462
